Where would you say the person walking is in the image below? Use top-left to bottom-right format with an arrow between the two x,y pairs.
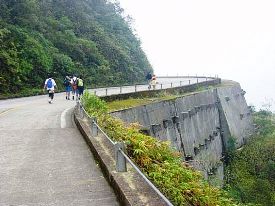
76,75 -> 84,100
151,74 -> 157,90
63,76 -> 71,100
146,72 -> 152,89
71,75 -> 78,100
44,75 -> 57,104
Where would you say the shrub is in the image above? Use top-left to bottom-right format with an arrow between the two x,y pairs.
225,110 -> 275,206
82,92 -> 240,206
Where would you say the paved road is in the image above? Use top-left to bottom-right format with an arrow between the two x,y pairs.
92,76 -> 208,96
0,77 -> 212,206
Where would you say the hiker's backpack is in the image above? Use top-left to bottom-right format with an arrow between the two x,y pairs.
47,79 -> 53,88
77,78 -> 84,87
63,79 -> 70,86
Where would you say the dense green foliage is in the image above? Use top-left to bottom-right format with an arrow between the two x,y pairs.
82,92 -> 241,206
226,110 -> 275,206
0,0 -> 152,97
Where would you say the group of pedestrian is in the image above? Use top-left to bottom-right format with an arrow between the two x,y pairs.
43,74 -> 84,104
63,75 -> 84,101
44,72 -> 157,104
146,72 -> 157,89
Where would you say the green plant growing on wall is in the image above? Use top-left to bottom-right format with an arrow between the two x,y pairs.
81,91 -> 246,206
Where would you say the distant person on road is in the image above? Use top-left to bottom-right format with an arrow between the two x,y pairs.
146,72 -> 152,89
63,76 -> 71,100
44,75 -> 57,104
76,75 -> 84,100
71,75 -> 78,100
151,74 -> 157,90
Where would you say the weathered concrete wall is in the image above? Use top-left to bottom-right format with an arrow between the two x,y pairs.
216,86 -> 254,147
110,83 -> 253,185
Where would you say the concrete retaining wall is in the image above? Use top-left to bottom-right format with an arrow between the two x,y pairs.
216,86 -> 254,147
110,83 -> 254,185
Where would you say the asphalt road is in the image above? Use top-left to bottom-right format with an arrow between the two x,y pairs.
0,77 -> 210,206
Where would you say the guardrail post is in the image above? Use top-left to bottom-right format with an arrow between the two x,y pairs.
171,82 -> 173,88
79,104 -> 84,119
91,117 -> 98,137
76,101 -> 81,114
161,84 -> 163,89
94,90 -> 96,96
120,86 -> 122,94
189,80 -> 191,84
105,88 -> 108,96
115,142 -> 127,172
135,85 -> 137,92
197,78 -> 199,83
180,81 -> 182,86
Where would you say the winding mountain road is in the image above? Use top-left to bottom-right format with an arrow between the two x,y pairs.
0,77 -> 210,205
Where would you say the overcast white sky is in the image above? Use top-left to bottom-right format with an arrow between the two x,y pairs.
118,0 -> 275,111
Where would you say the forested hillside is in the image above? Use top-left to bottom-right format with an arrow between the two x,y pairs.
0,0 -> 152,97
225,110 -> 275,206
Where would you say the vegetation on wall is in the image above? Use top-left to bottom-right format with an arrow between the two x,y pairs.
225,110 -> 275,206
0,0 -> 152,97
82,92 -> 245,206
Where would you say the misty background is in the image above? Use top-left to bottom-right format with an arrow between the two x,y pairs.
118,0 -> 275,111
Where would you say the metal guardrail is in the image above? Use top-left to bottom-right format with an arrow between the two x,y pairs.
76,101 -> 174,206
90,76 -> 216,96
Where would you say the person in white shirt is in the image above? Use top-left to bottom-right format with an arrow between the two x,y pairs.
71,75 -> 78,100
151,74 -> 157,90
44,75 -> 57,104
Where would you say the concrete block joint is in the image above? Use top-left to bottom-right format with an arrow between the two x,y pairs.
172,115 -> 180,124
163,119 -> 172,128
195,106 -> 201,113
225,96 -> 230,102
181,112 -> 189,119
194,146 -> 200,155
151,124 -> 162,134
241,90 -> 246,96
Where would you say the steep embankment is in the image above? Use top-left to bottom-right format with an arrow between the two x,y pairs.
0,0 -> 152,97
105,82 -> 275,206
225,111 -> 275,206
81,91 -> 240,206
110,82 -> 254,186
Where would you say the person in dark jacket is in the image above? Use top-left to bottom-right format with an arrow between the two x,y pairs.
63,76 -> 71,100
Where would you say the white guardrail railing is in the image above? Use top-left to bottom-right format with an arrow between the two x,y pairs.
77,76 -> 220,206
89,76 -> 218,97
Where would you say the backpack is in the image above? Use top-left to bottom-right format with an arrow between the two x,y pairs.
63,79 -> 70,86
47,79 -> 53,88
77,78 -> 83,87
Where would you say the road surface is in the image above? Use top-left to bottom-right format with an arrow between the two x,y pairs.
0,77 -> 211,205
